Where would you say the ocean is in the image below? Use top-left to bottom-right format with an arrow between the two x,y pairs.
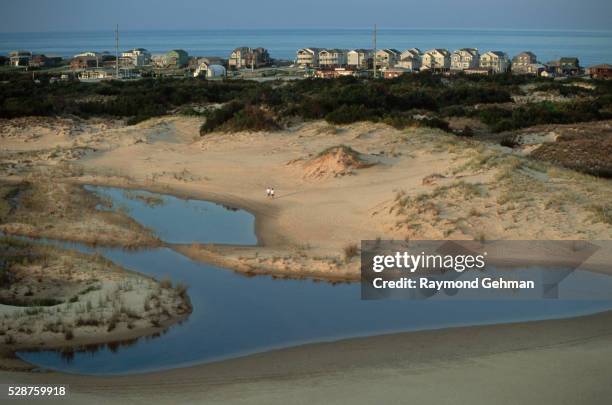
1,28 -> 611,66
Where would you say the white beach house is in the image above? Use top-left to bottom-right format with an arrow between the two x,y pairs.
451,48 -> 480,70
422,49 -> 451,70
480,51 -> 510,73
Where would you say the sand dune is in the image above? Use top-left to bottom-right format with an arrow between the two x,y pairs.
1,115 -> 611,403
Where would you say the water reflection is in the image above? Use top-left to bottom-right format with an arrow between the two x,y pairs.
12,187 -> 612,376
84,185 -> 257,245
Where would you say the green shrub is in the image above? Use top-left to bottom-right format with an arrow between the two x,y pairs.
325,105 -> 378,124
476,101 -> 606,133
199,101 -> 244,135
343,243 -> 360,262
221,105 -> 280,132
420,116 -> 451,131
0,71 -> 609,134
500,135 -> 519,148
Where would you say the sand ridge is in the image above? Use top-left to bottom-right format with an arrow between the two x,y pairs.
2,116 -> 611,281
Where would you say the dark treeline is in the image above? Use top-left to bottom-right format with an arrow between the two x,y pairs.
1,71 -> 610,134
0,72 -> 258,124
474,101 -> 606,133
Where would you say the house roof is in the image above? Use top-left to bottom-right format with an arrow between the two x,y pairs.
588,63 -> 612,69
557,57 -> 580,66
377,48 -> 400,55
401,49 -> 423,60
453,48 -> 478,57
547,57 -> 580,67
485,51 -> 507,58
517,51 -> 536,58
168,49 -> 188,56
513,52 -> 537,63
299,48 -> 324,53
459,48 -> 478,55
72,55 -> 97,61
425,49 -> 450,56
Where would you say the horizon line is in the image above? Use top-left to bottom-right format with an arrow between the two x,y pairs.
2,27 -> 612,35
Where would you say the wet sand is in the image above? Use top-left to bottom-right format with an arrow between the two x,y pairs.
2,310 -> 612,404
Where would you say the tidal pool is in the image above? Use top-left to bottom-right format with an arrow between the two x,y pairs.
15,186 -> 612,375
84,185 -> 257,245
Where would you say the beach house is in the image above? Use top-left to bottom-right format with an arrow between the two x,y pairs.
375,49 -> 401,69
164,49 -> 189,68
74,51 -> 101,59
480,51 -> 510,73
451,48 -> 480,70
422,49 -> 451,70
70,55 -> 99,70
197,57 -> 225,66
587,64 -> 612,80
229,47 -> 270,70
151,55 -> 165,67
78,69 -> 112,81
347,49 -> 373,69
396,48 -> 422,71
382,67 -> 410,79
399,48 -> 422,65
29,55 -> 62,68
400,48 -> 422,60
121,48 -> 151,67
511,51 -> 539,74
9,50 -> 32,67
296,48 -> 323,67
312,67 -> 367,79
400,48 -> 423,61
319,49 -> 348,68
547,57 -> 581,76
194,62 -> 226,79
396,56 -> 421,71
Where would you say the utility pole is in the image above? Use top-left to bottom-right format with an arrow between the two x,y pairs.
115,24 -> 119,79
373,24 -> 377,79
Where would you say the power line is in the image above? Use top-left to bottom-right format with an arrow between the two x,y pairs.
373,24 -> 377,79
115,24 -> 119,78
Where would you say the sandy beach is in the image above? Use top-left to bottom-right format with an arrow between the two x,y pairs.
1,310 -> 612,404
4,115 -> 610,278
1,114 -> 611,403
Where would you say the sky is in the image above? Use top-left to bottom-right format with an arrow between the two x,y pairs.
1,0 -> 611,32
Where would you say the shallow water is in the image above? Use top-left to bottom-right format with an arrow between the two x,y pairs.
15,186 -> 612,375
84,185 -> 256,245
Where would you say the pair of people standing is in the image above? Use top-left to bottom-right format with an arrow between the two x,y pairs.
266,187 -> 275,199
